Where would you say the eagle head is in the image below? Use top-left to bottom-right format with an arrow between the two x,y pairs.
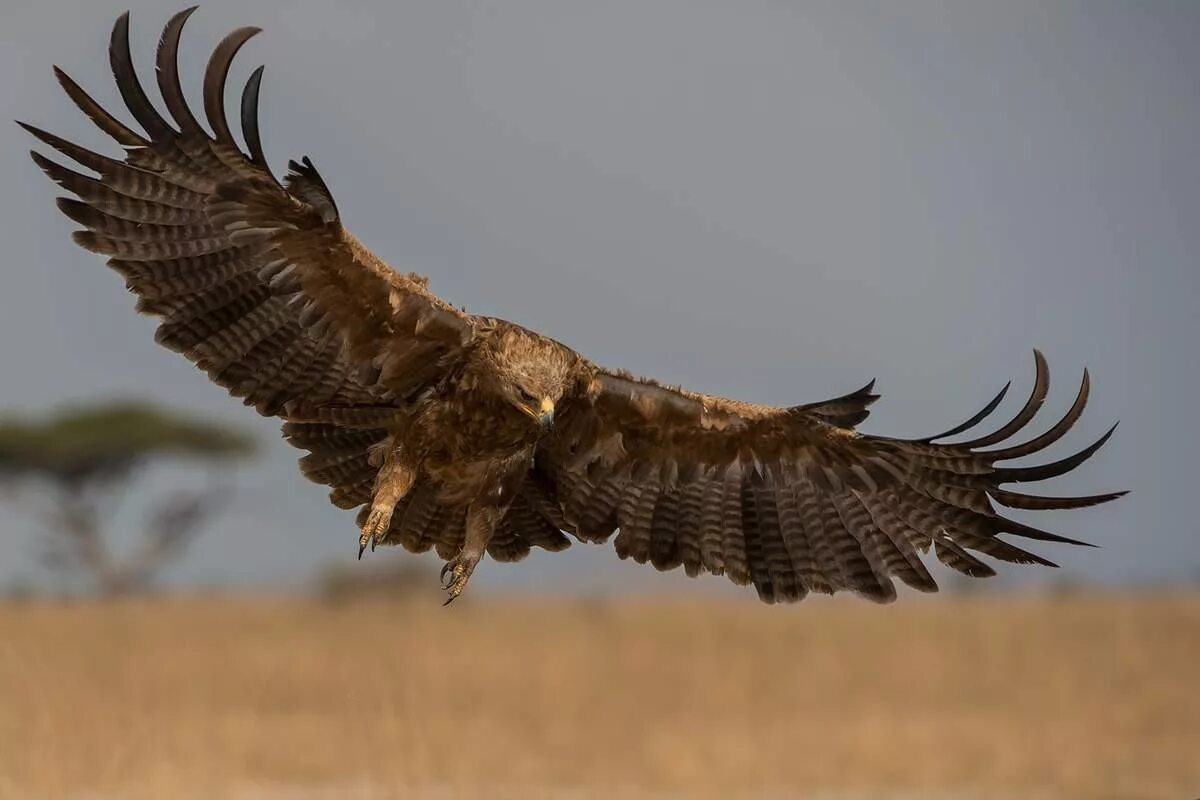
472,327 -> 576,430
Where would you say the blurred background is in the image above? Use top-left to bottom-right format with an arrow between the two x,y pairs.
0,1 -> 1197,798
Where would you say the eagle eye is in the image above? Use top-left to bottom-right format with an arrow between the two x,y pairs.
517,387 -> 536,404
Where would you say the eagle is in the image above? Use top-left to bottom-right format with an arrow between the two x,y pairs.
21,9 -> 1124,604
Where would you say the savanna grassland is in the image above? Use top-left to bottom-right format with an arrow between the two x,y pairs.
0,591 -> 1197,800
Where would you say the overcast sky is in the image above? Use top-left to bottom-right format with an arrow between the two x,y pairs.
1,0 -> 1196,596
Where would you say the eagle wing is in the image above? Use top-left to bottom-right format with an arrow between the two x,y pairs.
22,9 -> 474,420
541,351 -> 1124,603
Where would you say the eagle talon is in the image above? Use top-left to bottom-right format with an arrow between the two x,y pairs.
358,508 -> 394,561
440,553 -> 479,604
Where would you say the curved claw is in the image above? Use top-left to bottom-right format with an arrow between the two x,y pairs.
357,530 -> 375,560
357,508 -> 392,561
439,561 -> 455,590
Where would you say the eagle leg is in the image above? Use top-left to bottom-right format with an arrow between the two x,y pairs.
358,443 -> 418,559
441,498 -> 506,605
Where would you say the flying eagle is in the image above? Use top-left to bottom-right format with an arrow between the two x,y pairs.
21,9 -> 1124,604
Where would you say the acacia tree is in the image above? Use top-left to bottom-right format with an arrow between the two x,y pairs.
0,402 -> 256,596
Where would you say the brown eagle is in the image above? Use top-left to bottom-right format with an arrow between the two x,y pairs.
22,9 -> 1124,604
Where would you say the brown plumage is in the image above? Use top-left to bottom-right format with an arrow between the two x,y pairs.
22,9 -> 1125,603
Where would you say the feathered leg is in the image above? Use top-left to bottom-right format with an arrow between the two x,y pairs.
358,442 -> 418,558
441,498 -> 507,604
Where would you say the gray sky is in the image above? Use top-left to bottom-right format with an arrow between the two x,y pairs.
1,0 -> 1196,594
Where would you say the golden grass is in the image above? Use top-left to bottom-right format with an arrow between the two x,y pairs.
0,591 -> 1197,799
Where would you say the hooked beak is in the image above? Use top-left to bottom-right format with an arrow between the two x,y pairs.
538,397 -> 555,429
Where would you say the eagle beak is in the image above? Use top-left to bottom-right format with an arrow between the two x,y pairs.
538,397 -> 555,428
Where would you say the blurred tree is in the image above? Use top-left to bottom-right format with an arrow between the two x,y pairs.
0,402 -> 256,596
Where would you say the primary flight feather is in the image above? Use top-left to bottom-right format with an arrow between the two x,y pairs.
21,8 -> 1125,604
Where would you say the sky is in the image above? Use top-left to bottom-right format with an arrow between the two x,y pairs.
0,0 -> 1196,596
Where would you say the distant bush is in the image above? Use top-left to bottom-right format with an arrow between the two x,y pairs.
318,557 -> 443,605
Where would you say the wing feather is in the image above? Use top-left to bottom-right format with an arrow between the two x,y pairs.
774,487 -> 820,596
754,485 -> 803,602
697,481 -> 728,576
675,483 -> 705,577
719,467 -> 751,586
648,491 -> 683,571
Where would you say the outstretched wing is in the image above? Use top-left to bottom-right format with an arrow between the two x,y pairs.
541,351 -> 1124,603
21,8 -> 474,419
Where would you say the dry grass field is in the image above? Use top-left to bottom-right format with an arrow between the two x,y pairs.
0,591 -> 1197,800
